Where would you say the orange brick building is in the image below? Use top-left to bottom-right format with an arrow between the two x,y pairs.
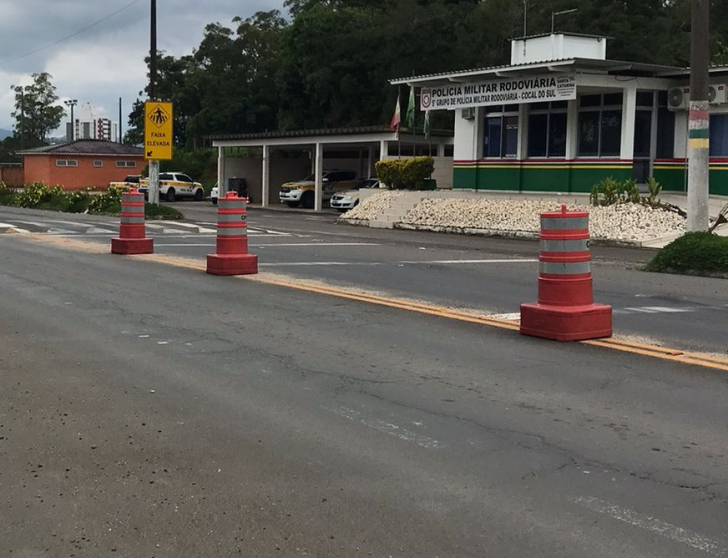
20,139 -> 145,190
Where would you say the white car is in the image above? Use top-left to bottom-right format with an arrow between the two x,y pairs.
138,172 -> 205,202
211,184 -> 219,205
330,178 -> 380,211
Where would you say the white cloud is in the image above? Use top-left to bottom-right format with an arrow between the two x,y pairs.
0,0 -> 285,134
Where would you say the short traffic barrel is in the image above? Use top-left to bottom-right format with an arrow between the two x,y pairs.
111,188 -> 154,255
520,203 -> 611,341
207,191 -> 258,275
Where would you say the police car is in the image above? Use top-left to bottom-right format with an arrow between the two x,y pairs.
138,172 -> 205,202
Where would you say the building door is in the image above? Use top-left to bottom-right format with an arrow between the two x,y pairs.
633,109 -> 652,184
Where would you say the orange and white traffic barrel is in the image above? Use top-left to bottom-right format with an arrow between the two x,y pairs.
520,203 -> 611,341
111,188 -> 154,255
207,191 -> 258,275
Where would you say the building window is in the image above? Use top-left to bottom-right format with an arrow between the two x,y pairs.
710,114 -> 728,157
55,159 -> 78,167
527,102 -> 567,158
577,93 -> 623,157
116,160 -> 137,168
93,160 -> 103,168
483,108 -> 518,158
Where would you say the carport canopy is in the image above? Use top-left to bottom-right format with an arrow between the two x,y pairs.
210,126 -> 451,211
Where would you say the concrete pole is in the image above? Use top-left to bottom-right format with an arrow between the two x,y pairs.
148,160 -> 159,205
687,0 -> 710,232
314,142 -> 323,211
261,144 -> 270,208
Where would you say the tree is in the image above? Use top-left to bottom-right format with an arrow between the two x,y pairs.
10,72 -> 65,148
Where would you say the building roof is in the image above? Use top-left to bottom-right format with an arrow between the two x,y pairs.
208,125 -> 398,141
19,139 -> 143,156
390,58 -> 688,86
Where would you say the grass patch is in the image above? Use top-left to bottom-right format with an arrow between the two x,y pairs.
644,231 -> 728,276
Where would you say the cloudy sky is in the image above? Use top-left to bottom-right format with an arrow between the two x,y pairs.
0,0 -> 284,136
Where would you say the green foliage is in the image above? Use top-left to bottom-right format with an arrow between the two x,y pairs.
375,157 -> 435,190
160,148 -> 217,185
0,181 -> 14,204
14,182 -> 66,208
123,1 -> 695,144
590,177 -> 622,206
10,73 -> 64,146
591,176 -> 662,207
88,185 -> 125,214
645,176 -> 662,207
620,178 -> 640,204
145,203 -> 183,220
644,232 -> 728,276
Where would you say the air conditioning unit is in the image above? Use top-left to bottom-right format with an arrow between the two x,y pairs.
709,84 -> 728,104
667,87 -> 688,110
461,107 -> 475,120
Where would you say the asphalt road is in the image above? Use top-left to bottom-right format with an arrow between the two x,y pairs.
4,203 -> 722,353
1,208 -> 728,557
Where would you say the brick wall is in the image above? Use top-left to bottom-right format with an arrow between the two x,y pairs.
0,165 -> 24,187
23,155 -> 146,190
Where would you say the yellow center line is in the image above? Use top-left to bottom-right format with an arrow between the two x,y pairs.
14,234 -> 728,372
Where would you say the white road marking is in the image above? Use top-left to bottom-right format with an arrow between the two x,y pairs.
624,306 -> 693,314
399,258 -> 537,264
328,406 -> 442,449
490,312 -> 521,320
639,306 -> 692,313
261,258 -> 536,267
575,496 -> 728,557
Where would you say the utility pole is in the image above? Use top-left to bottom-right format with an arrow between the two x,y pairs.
64,99 -> 77,142
148,0 -> 160,205
687,0 -> 710,232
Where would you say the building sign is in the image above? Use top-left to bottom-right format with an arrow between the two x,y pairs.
144,101 -> 173,160
420,75 -> 576,110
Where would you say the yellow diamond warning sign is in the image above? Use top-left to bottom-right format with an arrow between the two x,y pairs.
144,101 -> 173,160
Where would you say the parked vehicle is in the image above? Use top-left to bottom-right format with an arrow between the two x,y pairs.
330,178 -> 381,211
210,184 -> 219,205
138,172 -> 204,202
108,175 -> 141,190
279,170 -> 358,208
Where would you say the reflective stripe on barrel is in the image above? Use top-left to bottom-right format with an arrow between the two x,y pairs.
539,208 -> 590,278
120,190 -> 146,225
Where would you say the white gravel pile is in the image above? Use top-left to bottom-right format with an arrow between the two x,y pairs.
343,190 -> 405,220
342,192 -> 687,243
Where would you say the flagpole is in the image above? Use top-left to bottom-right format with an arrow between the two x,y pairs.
397,85 -> 402,159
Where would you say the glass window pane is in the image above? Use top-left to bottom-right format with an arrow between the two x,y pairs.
710,114 -> 728,157
504,116 -> 518,157
528,114 -> 548,157
578,112 -> 600,156
548,112 -> 567,157
656,108 -> 675,158
633,110 -> 652,158
551,101 -> 568,109
636,91 -> 654,107
603,93 -> 624,106
485,117 -> 502,157
600,110 -> 623,156
580,94 -> 601,108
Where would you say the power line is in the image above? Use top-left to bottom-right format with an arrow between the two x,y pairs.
0,0 -> 144,65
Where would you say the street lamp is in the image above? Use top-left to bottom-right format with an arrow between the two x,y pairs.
64,99 -> 78,142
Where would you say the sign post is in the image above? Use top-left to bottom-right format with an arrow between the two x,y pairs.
144,101 -> 173,205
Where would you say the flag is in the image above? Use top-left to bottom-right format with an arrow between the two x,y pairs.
424,110 -> 431,139
406,86 -> 416,129
389,93 -> 401,131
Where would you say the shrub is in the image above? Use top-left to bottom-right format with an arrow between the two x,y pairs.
14,182 -> 65,208
591,176 -> 663,208
374,156 -> 435,190
644,231 -> 728,275
88,185 -> 125,214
